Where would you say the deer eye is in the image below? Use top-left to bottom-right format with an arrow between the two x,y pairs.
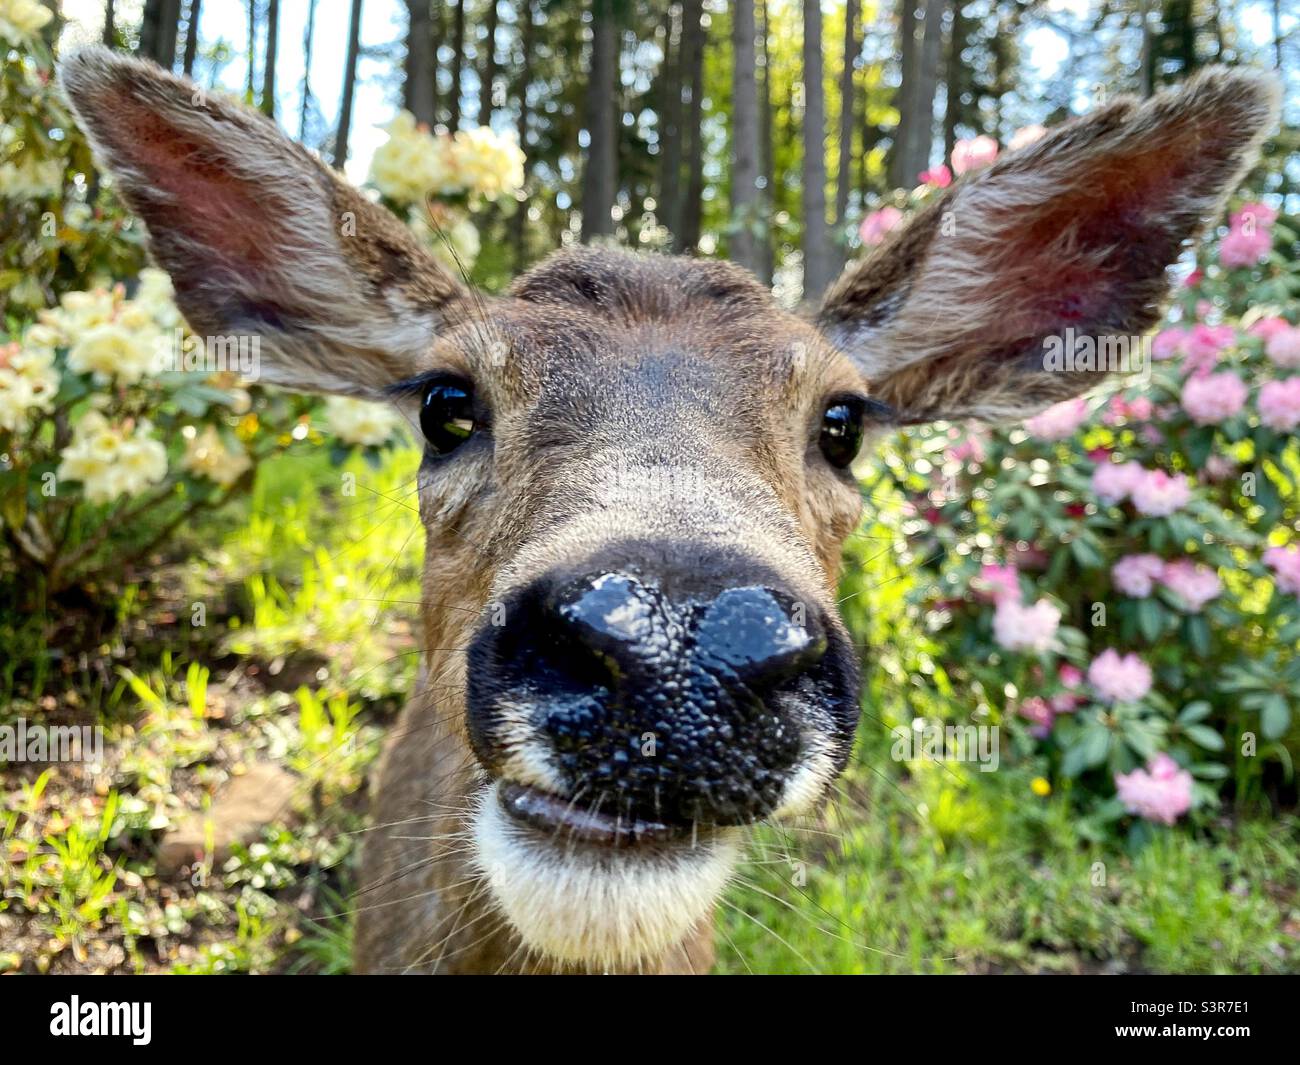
419,377 -> 476,454
819,396 -> 867,469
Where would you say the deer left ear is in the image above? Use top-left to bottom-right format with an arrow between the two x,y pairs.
818,67 -> 1280,426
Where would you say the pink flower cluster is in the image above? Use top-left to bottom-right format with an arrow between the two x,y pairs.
951,135 -> 998,174
918,164 -> 952,189
1110,554 -> 1165,597
1261,322 -> 1300,368
1024,398 -> 1090,441
993,597 -> 1061,653
1160,560 -> 1223,612
1263,545 -> 1300,595
1257,378 -> 1300,431
1153,323 -> 1235,375
973,562 -> 1020,602
1091,460 -> 1191,516
1087,649 -> 1152,703
859,206 -> 903,247
1218,201 -> 1277,269
1101,395 -> 1153,425
1180,371 -> 1247,425
1017,664 -> 1084,737
1114,753 -> 1193,825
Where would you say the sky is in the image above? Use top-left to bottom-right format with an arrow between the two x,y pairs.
57,0 -> 1298,185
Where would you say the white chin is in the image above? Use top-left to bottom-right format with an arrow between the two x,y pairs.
471,783 -> 741,971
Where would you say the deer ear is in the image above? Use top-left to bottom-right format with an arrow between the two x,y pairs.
818,67 -> 1280,425
59,47 -> 468,397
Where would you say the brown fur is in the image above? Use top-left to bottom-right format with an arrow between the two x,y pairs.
59,48 -> 1278,973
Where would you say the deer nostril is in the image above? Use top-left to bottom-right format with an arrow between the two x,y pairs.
694,587 -> 827,689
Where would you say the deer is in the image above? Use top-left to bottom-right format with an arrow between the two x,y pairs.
60,47 -> 1277,973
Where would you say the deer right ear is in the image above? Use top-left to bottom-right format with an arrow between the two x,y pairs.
59,47 -> 468,397
818,66 -> 1280,426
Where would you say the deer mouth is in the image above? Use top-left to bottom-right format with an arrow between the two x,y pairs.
497,781 -> 711,849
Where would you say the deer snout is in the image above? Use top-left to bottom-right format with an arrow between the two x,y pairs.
467,565 -> 855,834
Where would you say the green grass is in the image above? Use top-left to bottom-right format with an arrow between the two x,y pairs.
2,445 -> 1297,973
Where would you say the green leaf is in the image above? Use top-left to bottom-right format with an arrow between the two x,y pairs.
1260,697 -> 1291,741
1178,700 -> 1212,724
1184,724 -> 1225,751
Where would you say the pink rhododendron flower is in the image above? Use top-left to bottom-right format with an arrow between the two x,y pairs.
1018,696 -> 1055,738
1230,201 -> 1278,230
918,164 -> 952,188
1058,664 -> 1084,689
1008,124 -> 1046,151
1087,649 -> 1152,704
1180,370 -> 1247,425
1051,663 -> 1085,714
1182,324 -> 1235,376
1114,753 -> 1193,825
1182,269 -> 1204,289
1263,545 -> 1300,595
1202,454 -> 1238,482
1152,327 -> 1189,361
1024,397 -> 1088,440
1248,316 -> 1291,341
951,135 -> 998,174
974,563 -> 1020,603
1219,225 -> 1271,268
1131,469 -> 1191,517
1257,378 -> 1300,431
859,206 -> 903,246
992,597 -> 1060,653
1111,554 -> 1165,598
1264,325 -> 1300,369
1161,560 -> 1222,612
1091,460 -> 1144,505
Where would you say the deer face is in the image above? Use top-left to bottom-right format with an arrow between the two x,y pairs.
62,48 -> 1276,970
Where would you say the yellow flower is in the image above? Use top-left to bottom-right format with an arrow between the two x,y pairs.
324,396 -> 400,447
450,126 -> 526,202
1030,776 -> 1052,797
0,0 -> 53,43
58,413 -> 167,504
182,425 -> 252,487
0,339 -> 58,432
369,112 -> 458,205
67,321 -> 160,384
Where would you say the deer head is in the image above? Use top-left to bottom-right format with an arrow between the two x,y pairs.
60,48 -> 1276,972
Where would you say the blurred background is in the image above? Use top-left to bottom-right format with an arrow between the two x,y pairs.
0,0 -> 1298,974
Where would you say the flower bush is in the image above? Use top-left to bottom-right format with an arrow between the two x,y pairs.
856,128 -> 1300,842
0,31 -> 524,601
366,110 -> 525,274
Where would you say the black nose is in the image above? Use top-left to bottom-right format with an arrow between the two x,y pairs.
469,571 -> 833,826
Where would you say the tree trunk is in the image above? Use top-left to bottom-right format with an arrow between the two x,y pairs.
657,3 -> 684,246
448,0 -> 466,130
835,0 -> 859,230
182,0 -> 202,75
801,0 -> 833,302
887,0 -> 917,189
103,0 -> 116,46
245,0 -> 257,99
300,0 -> 317,141
261,0 -> 279,117
729,0 -> 764,275
333,0 -> 364,168
758,0 -> 774,283
676,0 -> 706,253
139,0 -> 182,68
406,0 -> 437,126
480,0 -> 501,123
893,0 -> 941,188
510,0 -> 536,270
943,0 -> 965,159
580,0 -> 619,242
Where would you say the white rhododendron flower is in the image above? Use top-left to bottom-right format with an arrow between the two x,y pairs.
324,396 -> 401,447
412,210 -> 481,271
369,111 -> 526,205
182,425 -> 252,487
0,0 -> 52,43
0,340 -> 59,432
58,412 -> 168,504
450,126 -> 526,202
0,154 -> 63,199
67,321 -> 160,384
369,112 -> 459,205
